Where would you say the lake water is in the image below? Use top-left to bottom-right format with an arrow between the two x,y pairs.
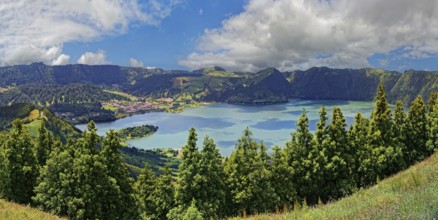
76,100 -> 374,156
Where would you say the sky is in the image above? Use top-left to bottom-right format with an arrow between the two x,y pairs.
1,0 -> 438,72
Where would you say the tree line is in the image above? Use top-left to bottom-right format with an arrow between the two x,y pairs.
0,83 -> 436,219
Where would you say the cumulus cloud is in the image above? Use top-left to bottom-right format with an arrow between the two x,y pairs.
52,54 -> 71,66
130,58 -> 145,68
77,50 -> 108,65
180,0 -> 438,71
0,0 -> 183,66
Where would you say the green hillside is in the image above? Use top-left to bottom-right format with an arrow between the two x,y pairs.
1,63 -> 437,107
0,104 -> 81,141
232,152 -> 438,220
0,103 -> 179,178
0,199 -> 64,220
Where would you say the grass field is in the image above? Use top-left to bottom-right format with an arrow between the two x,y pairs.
231,152 -> 438,220
0,199 -> 64,220
103,89 -> 138,101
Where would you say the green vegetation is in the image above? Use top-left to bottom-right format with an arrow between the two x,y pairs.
103,89 -> 138,101
0,199 -> 64,220
120,147 -> 180,176
232,151 -> 438,220
117,125 -> 158,140
0,85 -> 436,219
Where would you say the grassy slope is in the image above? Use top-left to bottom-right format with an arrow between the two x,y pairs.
0,199 -> 64,220
232,152 -> 438,220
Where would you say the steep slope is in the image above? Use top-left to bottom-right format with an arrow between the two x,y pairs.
388,70 -> 438,104
232,152 -> 438,220
0,64 -> 437,105
0,103 -> 81,141
285,67 -> 437,104
227,68 -> 291,103
0,199 -> 65,220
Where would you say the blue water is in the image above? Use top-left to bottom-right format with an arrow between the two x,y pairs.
76,100 -> 374,156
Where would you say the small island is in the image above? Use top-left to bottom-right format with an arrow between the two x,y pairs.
117,125 -> 158,140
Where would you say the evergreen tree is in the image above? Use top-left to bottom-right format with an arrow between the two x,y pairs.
169,128 -> 201,219
270,146 -> 295,209
393,101 -> 407,169
307,106 -> 329,203
68,121 -> 115,219
183,200 -> 203,220
225,128 -> 276,215
0,120 -> 38,204
152,165 -> 175,220
426,93 -> 438,153
0,134 -> 6,198
196,136 -> 226,218
370,82 -> 393,144
348,113 -> 374,187
35,120 -> 53,167
33,137 -> 76,216
284,110 -> 314,204
101,129 -> 138,219
368,82 -> 401,178
321,107 -> 355,200
405,96 -> 428,164
135,164 -> 158,219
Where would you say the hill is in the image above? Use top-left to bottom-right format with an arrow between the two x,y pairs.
0,103 -> 179,178
231,152 -> 438,220
0,199 -> 64,220
0,63 -> 436,106
0,103 -> 81,141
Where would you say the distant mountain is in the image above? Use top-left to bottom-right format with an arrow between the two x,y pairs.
0,63 -> 437,105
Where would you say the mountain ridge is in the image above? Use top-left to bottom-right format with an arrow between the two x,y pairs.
0,63 -> 437,105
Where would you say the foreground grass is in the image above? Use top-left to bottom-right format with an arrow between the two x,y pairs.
0,199 -> 64,220
232,152 -> 438,220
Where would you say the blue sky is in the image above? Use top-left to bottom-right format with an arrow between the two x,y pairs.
62,0 -> 247,70
1,0 -> 438,72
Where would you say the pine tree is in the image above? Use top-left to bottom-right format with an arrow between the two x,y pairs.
426,93 -> 438,153
135,164 -> 158,219
348,113 -> 374,187
270,146 -> 295,209
33,137 -> 76,216
405,96 -> 428,164
0,134 -> 7,198
0,120 -> 38,204
321,107 -> 355,200
393,101 -> 407,169
370,82 -> 393,144
225,128 -> 276,215
307,106 -> 329,203
35,120 -> 53,167
153,165 -> 175,220
68,121 -> 115,219
169,128 -> 201,219
196,136 -> 226,218
284,110 -> 313,204
183,200 -> 203,220
368,82 -> 401,178
100,129 -> 138,219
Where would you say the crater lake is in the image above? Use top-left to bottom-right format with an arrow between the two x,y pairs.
76,100 -> 374,155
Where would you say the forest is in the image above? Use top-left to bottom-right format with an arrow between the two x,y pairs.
117,125 -> 159,140
0,83 -> 436,219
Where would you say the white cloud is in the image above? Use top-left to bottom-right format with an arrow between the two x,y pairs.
180,0 -> 438,71
51,54 -> 71,65
130,58 -> 144,67
77,50 -> 108,65
0,0 -> 183,66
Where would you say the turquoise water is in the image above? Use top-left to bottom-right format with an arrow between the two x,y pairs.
76,100 -> 374,156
